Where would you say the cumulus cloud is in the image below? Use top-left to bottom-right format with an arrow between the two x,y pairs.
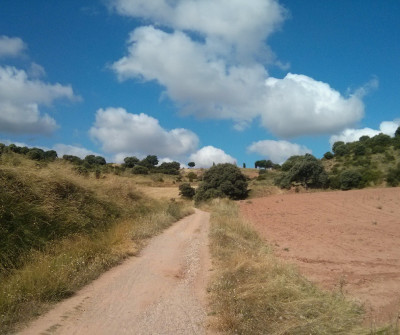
89,107 -> 199,159
247,140 -> 311,164
0,66 -> 77,134
111,0 -> 369,137
109,0 -> 286,58
261,73 -> 365,137
0,36 -> 26,58
189,146 -> 236,168
53,144 -> 99,159
329,120 -> 400,145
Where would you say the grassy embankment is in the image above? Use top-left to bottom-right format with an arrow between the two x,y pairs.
0,153 -> 192,334
207,199 -> 377,335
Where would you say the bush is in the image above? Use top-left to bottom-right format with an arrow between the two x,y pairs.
123,156 -> 139,168
323,151 -> 334,160
132,165 -> 149,175
27,148 -> 45,161
187,171 -> 197,182
194,163 -> 248,202
179,183 -> 196,199
339,170 -> 362,190
387,163 -> 400,187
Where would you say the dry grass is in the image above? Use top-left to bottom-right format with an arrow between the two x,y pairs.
0,153 -> 193,333
207,199 -> 367,334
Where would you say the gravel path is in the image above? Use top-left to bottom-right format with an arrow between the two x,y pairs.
18,209 -> 211,335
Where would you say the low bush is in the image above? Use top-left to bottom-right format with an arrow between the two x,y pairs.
179,183 -> 195,199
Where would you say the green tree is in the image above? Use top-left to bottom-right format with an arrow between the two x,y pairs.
44,150 -> 58,161
332,141 -> 348,156
323,151 -> 334,160
124,156 -> 139,168
157,161 -> 181,175
276,154 -> 328,189
27,148 -> 45,161
194,163 -> 248,202
188,162 -> 195,168
63,155 -> 83,165
395,126 -> 400,138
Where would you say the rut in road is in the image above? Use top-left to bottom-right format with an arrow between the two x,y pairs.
18,209 -> 211,335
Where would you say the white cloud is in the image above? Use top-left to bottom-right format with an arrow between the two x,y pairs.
261,73 -> 364,137
109,0 -> 286,58
112,26 -> 267,127
329,120 -> 400,145
53,144 -> 99,159
0,36 -> 26,58
247,140 -> 311,164
189,146 -> 236,168
0,66 -> 77,134
111,1 -> 369,137
89,107 -> 199,159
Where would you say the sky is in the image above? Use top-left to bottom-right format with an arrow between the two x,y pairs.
0,0 -> 399,167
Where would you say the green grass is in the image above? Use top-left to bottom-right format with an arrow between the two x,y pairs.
207,199 -> 367,334
0,153 -> 193,333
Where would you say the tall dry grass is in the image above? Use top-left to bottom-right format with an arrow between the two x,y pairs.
0,153 -> 193,333
207,199 -> 366,335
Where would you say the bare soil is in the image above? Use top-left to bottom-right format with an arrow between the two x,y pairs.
239,187 -> 400,325
18,209 -> 211,335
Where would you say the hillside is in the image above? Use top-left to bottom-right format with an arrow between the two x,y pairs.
0,150 -> 193,333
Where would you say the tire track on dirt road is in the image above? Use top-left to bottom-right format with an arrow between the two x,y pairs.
18,209 -> 211,335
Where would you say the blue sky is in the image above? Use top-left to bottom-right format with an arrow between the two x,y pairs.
0,0 -> 399,167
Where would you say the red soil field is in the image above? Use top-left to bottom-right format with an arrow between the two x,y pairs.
240,188 -> 400,325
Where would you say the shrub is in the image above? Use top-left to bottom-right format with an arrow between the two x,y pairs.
386,163 -> 400,187
323,151 -> 334,160
339,170 -> 362,190
179,183 -> 196,199
194,163 -> 248,202
27,148 -> 45,161
157,161 -> 180,175
187,171 -> 197,182
63,155 -> 83,165
132,165 -> 149,175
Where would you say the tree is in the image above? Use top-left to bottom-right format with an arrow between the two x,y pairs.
139,155 -> 158,169
124,156 -> 139,168
332,141 -> 348,156
276,154 -> 328,189
194,163 -> 248,202
27,148 -> 45,161
63,155 -> 83,165
188,162 -> 195,168
44,150 -> 58,161
395,126 -> 400,138
179,183 -> 196,199
243,162 -> 246,168
157,161 -> 181,175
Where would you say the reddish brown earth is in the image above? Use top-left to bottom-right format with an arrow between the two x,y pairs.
240,187 -> 400,325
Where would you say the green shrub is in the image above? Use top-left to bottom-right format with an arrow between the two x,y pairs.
339,170 -> 362,190
323,151 -> 334,160
386,163 -> 400,187
194,163 -> 248,202
179,183 -> 195,199
187,171 -> 197,182
132,165 -> 149,175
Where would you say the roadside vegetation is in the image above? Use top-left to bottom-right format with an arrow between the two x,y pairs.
0,149 -> 193,334
207,200 -> 368,334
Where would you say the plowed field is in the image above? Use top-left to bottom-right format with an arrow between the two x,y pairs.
240,187 -> 400,325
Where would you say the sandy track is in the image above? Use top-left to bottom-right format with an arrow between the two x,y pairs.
18,209 -> 211,335
240,187 -> 400,325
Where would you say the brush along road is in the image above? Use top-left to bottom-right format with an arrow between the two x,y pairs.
18,209 -> 211,335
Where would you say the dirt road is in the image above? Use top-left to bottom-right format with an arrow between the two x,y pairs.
240,187 -> 400,325
18,209 -> 211,335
